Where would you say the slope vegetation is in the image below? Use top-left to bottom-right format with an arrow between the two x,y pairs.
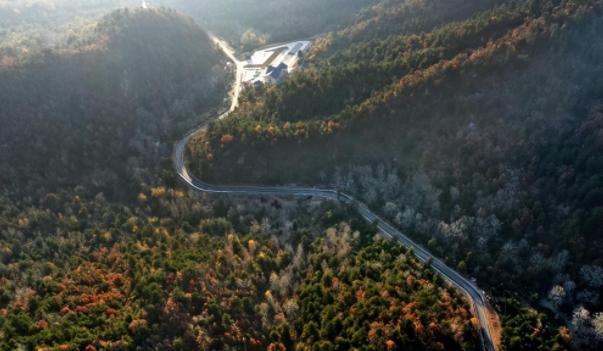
0,5 -> 483,351
0,7 -> 226,200
0,189 -> 481,350
189,1 -> 603,349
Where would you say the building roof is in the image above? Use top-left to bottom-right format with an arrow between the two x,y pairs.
266,62 -> 288,79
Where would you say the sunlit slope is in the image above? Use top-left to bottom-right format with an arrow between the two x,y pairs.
190,0 -> 603,185
309,0 -> 516,60
187,5 -> 603,349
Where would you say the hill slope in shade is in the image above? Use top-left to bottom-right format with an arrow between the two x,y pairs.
0,7 -> 226,199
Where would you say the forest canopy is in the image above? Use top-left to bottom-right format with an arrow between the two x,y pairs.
2,0 -> 603,350
0,7 -> 226,199
188,1 -> 603,349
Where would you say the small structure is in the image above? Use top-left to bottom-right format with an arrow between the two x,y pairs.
242,40 -> 311,86
265,63 -> 289,84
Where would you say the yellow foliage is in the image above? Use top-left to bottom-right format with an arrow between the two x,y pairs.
264,290 -> 273,300
470,317 -> 479,328
248,239 -> 258,254
150,187 -> 167,197
17,217 -> 29,228
559,326 -> 571,341
101,231 -> 112,242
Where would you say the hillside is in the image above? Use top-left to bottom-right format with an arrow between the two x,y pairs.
0,187 -> 481,350
165,0 -> 377,49
0,4 -> 485,351
1,0 -> 380,57
189,0 -> 603,349
0,7 -> 226,200
0,1 -> 131,27
309,0 -> 515,60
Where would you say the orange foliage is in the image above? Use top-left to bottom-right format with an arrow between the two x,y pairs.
403,312 -> 418,321
60,306 -> 71,315
129,319 -> 148,334
402,302 -> 416,314
163,296 -> 177,314
220,134 -> 235,146
150,187 -> 167,197
332,277 -> 340,290
274,312 -> 286,323
414,320 -> 425,335
355,289 -> 366,301
470,317 -> 479,329
559,326 -> 571,341
248,239 -> 258,254
105,308 -> 119,317
367,321 -> 385,342
406,275 -> 415,286
267,343 -> 286,351
36,320 -> 49,330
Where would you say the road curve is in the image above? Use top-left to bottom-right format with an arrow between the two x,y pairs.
174,34 -> 498,351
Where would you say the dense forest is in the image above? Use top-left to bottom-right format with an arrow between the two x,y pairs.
0,3 -> 484,351
0,185 -> 480,350
0,7 -> 226,200
189,0 -> 603,349
0,0 -> 375,58
164,0 -> 377,51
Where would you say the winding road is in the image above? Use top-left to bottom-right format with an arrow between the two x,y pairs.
174,33 -> 499,351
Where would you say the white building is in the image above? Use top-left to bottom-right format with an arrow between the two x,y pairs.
242,40 -> 311,86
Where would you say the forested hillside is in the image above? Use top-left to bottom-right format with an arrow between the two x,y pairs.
0,4 -> 483,351
0,0 -> 132,27
0,0 -> 138,65
309,0 -> 514,59
0,7 -> 226,200
1,0 -> 379,56
164,0 -> 377,50
0,187 -> 480,350
189,0 -> 603,349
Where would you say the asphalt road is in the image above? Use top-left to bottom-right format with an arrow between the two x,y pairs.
209,33 -> 243,115
174,34 -> 498,351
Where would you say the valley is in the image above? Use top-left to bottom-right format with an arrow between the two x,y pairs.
2,1 -> 602,350
176,34 -> 500,351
